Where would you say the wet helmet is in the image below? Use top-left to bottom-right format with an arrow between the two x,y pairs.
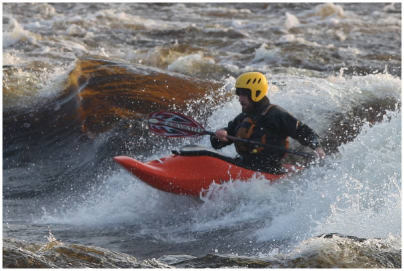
235,72 -> 268,102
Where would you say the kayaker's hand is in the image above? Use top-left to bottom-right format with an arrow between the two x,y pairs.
314,147 -> 326,160
215,129 -> 229,142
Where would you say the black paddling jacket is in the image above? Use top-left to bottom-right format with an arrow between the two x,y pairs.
210,97 -> 321,173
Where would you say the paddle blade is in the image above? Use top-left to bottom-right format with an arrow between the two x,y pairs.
148,111 -> 207,137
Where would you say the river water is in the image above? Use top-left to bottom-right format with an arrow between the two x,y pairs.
3,2 -> 401,268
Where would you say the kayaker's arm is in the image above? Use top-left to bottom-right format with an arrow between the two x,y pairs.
210,129 -> 232,149
295,122 -> 326,159
273,107 -> 324,153
210,113 -> 245,149
295,122 -> 322,149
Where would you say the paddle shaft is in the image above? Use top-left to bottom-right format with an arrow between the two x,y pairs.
203,130 -> 315,159
147,111 -> 315,159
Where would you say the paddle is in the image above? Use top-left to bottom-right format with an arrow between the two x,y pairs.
147,111 -> 315,159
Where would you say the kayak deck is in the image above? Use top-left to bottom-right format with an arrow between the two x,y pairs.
114,145 -> 301,196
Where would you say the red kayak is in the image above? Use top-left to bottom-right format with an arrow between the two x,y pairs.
114,145 -> 301,196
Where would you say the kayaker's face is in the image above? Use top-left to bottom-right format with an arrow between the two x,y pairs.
238,94 -> 253,113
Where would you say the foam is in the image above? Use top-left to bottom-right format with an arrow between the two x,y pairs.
313,111 -> 401,238
253,45 -> 282,63
3,52 -> 22,66
3,65 -> 72,110
314,3 -> 345,18
167,53 -> 216,74
254,110 -> 401,242
284,12 -> 300,30
3,17 -> 37,48
94,9 -> 172,30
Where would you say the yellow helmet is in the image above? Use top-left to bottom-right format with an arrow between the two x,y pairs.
235,72 -> 268,102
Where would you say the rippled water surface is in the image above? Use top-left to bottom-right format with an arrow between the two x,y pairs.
3,2 -> 401,268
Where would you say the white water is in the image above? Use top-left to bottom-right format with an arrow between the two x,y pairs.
256,110 -> 401,241
3,3 -> 401,266
3,3 -> 400,112
41,72 -> 401,255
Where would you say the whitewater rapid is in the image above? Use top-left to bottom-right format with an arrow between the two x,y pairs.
3,2 -> 401,268
39,73 -> 401,259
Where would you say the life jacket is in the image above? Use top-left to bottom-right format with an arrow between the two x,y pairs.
234,104 -> 289,156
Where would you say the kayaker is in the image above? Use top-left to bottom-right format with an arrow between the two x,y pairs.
210,72 -> 326,174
